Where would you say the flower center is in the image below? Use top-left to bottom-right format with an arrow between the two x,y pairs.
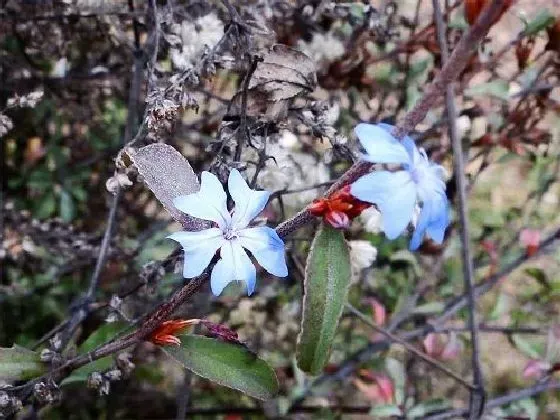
223,228 -> 238,240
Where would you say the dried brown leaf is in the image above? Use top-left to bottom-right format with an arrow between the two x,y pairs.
229,44 -> 316,118
130,144 -> 206,231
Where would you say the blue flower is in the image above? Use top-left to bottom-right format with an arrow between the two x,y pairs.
350,123 -> 449,250
168,169 -> 288,296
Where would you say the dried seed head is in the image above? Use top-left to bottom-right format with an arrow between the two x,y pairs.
99,379 -> 110,396
87,372 -> 103,389
105,369 -> 122,382
33,382 -> 59,405
116,353 -> 135,376
0,392 -> 10,407
40,348 -> 57,363
50,334 -> 63,352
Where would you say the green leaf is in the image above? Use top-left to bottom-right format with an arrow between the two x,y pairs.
524,267 -> 551,290
59,189 -> 76,222
61,322 -> 128,385
164,335 -> 278,400
386,358 -> 406,405
407,399 -> 451,418
412,301 -> 445,315
34,193 -> 56,219
0,345 -> 46,380
296,223 -> 351,375
524,10 -> 555,36
489,293 -> 510,321
465,80 -> 510,101
369,404 -> 402,416
511,334 -> 542,359
390,249 -> 422,276
408,58 -> 430,81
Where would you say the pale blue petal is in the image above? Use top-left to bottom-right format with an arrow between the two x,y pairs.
409,194 -> 449,250
377,122 -> 420,166
228,169 -> 271,230
210,240 -> 257,296
354,123 -> 411,165
173,171 -> 231,230
409,203 -> 431,251
416,162 -> 447,202
167,228 -> 224,277
426,195 -> 449,244
351,171 -> 417,239
237,227 -> 288,277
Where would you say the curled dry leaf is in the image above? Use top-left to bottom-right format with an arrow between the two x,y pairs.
354,370 -> 394,404
229,44 -> 316,119
129,144 -> 205,231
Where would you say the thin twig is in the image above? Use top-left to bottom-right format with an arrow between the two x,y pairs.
432,0 -> 485,417
234,56 -> 259,162
345,303 -> 476,391
424,380 -> 560,419
435,324 -> 546,335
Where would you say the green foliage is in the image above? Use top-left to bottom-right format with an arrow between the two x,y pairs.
164,335 -> 279,400
0,345 -> 46,380
523,10 -> 555,36
62,322 -> 128,385
296,223 -> 351,375
465,80 -> 510,101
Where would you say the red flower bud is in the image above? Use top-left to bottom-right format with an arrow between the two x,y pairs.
308,199 -> 328,216
307,185 -> 371,229
149,319 -> 199,346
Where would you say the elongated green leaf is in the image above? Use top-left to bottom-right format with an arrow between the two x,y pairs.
164,335 -> 278,400
0,345 -> 46,380
296,223 -> 351,375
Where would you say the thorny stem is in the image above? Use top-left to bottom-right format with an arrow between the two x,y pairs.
432,0 -> 485,417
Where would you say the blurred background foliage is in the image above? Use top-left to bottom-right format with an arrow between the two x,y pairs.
1,0 -> 560,418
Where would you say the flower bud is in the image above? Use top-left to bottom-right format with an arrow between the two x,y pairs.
325,210 -> 350,229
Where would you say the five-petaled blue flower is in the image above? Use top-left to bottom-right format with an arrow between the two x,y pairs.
350,123 -> 450,250
168,169 -> 288,296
